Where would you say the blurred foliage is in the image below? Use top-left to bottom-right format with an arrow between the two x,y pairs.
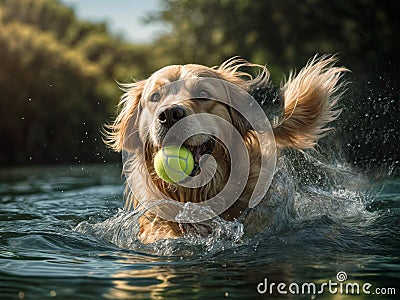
150,0 -> 399,78
0,0 -> 157,164
0,0 -> 398,172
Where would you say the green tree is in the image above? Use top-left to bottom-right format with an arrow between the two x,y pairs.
149,0 -> 399,78
0,0 -> 157,165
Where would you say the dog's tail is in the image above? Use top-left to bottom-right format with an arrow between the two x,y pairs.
273,55 -> 348,149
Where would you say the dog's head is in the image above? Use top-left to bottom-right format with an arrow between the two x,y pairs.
106,59 -> 267,206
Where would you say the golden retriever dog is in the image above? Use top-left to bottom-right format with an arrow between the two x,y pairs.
105,56 -> 346,244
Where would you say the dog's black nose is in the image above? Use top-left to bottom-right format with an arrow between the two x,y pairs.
158,105 -> 186,127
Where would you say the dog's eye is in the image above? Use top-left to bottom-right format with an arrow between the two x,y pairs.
150,92 -> 161,102
196,89 -> 211,100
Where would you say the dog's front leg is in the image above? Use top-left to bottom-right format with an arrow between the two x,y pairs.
138,213 -> 183,244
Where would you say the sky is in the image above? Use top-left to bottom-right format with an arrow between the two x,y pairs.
59,0 -> 165,43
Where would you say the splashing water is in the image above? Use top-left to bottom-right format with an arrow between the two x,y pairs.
1,160 -> 398,299
74,148 -> 376,257
75,208 -> 246,257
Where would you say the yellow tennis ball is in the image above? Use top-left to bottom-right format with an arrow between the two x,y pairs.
154,145 -> 194,183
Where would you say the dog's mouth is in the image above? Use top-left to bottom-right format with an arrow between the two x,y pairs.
185,138 -> 215,176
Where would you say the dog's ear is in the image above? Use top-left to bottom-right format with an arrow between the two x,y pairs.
217,57 -> 272,138
222,81 -> 252,137
227,106 -> 251,137
273,56 -> 347,149
103,80 -> 146,152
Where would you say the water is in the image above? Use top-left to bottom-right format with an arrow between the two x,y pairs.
0,159 -> 399,299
